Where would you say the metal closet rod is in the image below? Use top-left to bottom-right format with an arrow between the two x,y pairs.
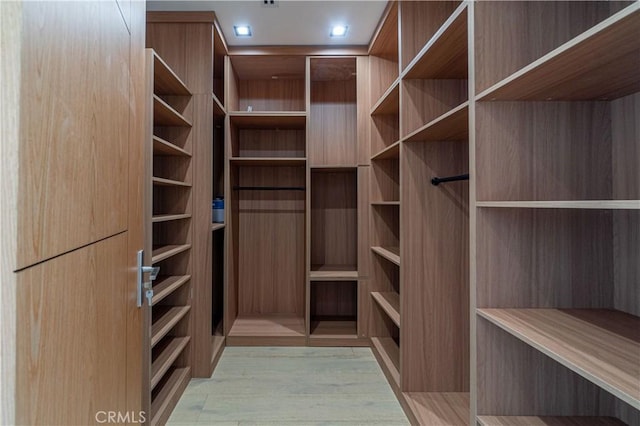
233,186 -> 306,191
431,173 -> 469,186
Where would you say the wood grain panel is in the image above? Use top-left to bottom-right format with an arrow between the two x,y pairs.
369,56 -> 399,109
371,159 -> 399,202
358,166 -> 371,278
237,166 -> 305,315
237,79 -> 306,112
476,208 -> 614,309
401,79 -> 468,138
369,1 -> 398,60
184,23 -> 213,95
190,94 -> 214,378
478,416 -> 626,426
401,140 -> 469,392
311,281 -> 357,318
476,102 -> 612,202
226,57 -> 239,112
474,1 -> 618,94
16,234 -> 128,425
613,211 -> 640,317
357,57 -> 371,165
311,170 -> 357,270
234,129 -> 306,158
611,93 -> 640,201
146,23 -> 188,90
399,1 -> 460,70
231,55 -> 306,80
476,317 -> 623,417
1,2 -> 22,421
309,79 -> 357,166
16,1 -> 130,269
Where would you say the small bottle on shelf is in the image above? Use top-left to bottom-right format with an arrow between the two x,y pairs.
212,198 -> 224,223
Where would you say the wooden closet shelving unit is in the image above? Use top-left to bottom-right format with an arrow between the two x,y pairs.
368,2 -> 470,424
145,49 -> 194,426
472,1 -> 640,424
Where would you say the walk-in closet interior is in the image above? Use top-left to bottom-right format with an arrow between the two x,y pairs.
2,1 -> 638,425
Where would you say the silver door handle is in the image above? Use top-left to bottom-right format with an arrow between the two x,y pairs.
137,250 -> 160,307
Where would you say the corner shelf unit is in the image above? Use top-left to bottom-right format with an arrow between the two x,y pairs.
473,2 -> 640,425
368,2 -> 470,425
145,49 -> 194,426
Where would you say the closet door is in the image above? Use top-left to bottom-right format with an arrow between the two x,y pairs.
2,1 -> 146,424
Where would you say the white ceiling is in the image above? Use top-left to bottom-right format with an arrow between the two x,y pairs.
146,1 -> 388,47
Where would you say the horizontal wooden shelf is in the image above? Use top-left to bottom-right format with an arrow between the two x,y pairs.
152,177 -> 192,188
477,416 -> 626,426
152,275 -> 191,306
403,4 -> 468,79
152,244 -> 191,264
212,93 -> 225,116
310,320 -> 358,339
310,165 -> 358,171
228,315 -> 305,338
477,4 -> 640,101
371,79 -> 400,116
371,201 -> 400,206
477,308 -> 640,409
151,336 -> 190,390
404,392 -> 469,426
211,223 -> 225,232
404,102 -> 469,143
153,95 -> 192,127
153,52 -> 191,96
152,213 -> 191,223
371,246 -> 400,266
150,366 -> 190,426
371,291 -> 400,327
477,200 -> 640,210
372,140 -> 400,160
229,112 -> 306,129
230,157 -> 307,166
371,337 -> 400,388
309,266 -> 358,281
153,135 -> 191,157
151,306 -> 191,348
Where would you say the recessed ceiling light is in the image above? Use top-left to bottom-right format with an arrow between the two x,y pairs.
234,25 -> 252,37
330,25 -> 348,37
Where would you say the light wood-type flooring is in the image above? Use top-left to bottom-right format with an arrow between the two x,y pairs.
167,347 -> 410,425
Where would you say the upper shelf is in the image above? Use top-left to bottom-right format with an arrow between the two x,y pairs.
478,308 -> 640,410
404,102 -> 469,143
371,291 -> 400,327
371,79 -> 400,116
368,1 -> 398,61
229,112 -> 306,129
152,52 -> 190,96
371,246 -> 400,266
212,93 -> 225,116
372,140 -> 400,161
153,95 -> 192,127
403,4 -> 468,80
477,4 -> 640,101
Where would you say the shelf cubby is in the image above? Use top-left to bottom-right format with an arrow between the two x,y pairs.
152,275 -> 191,306
153,135 -> 191,157
227,315 -> 306,345
399,1 -> 462,72
474,1 -> 634,95
151,244 -> 191,264
368,1 -> 399,107
308,57 -> 357,167
478,308 -> 640,409
151,306 -> 191,348
310,281 -> 358,339
371,158 -> 399,203
153,95 -> 192,127
153,53 -> 190,97
478,3 -> 640,101
150,366 -> 190,426
371,246 -> 400,267
227,56 -> 306,112
404,101 -> 469,143
476,94 -> 640,203
310,169 -> 357,275
371,291 -> 400,327
370,82 -> 400,156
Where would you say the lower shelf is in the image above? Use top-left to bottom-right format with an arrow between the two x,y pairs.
370,337 -> 399,388
151,336 -> 190,390
151,366 -> 190,426
477,416 -> 626,426
211,334 -> 225,370
403,392 -> 469,426
309,265 -> 358,281
227,315 -> 305,346
151,306 -> 190,348
310,320 -> 357,338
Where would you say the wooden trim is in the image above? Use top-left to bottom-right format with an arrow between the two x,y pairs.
146,11 -> 216,23
477,416 -> 626,426
477,200 -> 640,209
227,45 -> 368,56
